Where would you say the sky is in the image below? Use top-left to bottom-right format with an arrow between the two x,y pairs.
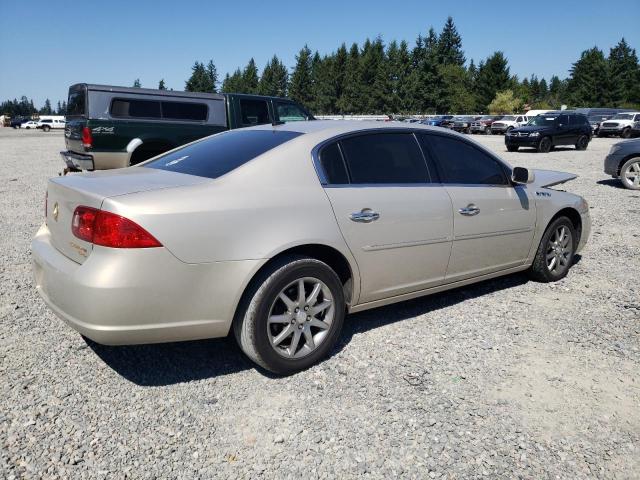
1,0 -> 639,108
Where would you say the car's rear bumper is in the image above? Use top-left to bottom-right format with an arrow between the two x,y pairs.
604,153 -> 624,177
32,223 -> 263,345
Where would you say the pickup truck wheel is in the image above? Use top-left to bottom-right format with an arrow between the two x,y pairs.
506,127 -> 514,134
507,146 -> 519,152
234,255 -> 345,375
621,128 -> 631,139
42,125 -> 50,132
575,135 -> 589,150
537,137 -> 552,153
485,126 -> 492,135
529,217 -> 576,282
620,157 -> 640,190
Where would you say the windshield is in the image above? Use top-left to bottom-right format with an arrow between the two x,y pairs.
528,116 -> 559,126
145,129 -> 304,179
500,116 -> 515,121
612,113 -> 635,120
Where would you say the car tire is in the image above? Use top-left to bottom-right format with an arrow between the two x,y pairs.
621,127 -> 631,139
528,216 -> 577,282
42,125 -> 50,132
485,126 -> 492,135
537,137 -> 552,153
507,146 -> 519,152
234,255 -> 345,375
506,127 -> 514,134
619,157 -> 640,190
575,135 -> 589,151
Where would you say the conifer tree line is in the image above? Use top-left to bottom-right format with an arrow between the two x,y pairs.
181,17 -> 640,114
0,96 -> 66,117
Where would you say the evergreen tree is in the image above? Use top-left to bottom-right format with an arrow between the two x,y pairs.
56,101 -> 62,114
289,45 -> 314,107
395,40 -> 413,112
61,101 -> 67,115
206,60 -> 219,93
332,44 -> 348,110
221,69 -> 244,93
360,37 -> 388,113
311,54 -> 338,114
567,47 -> 610,106
158,79 -> 167,90
475,52 -> 511,112
608,38 -> 640,106
133,79 -> 141,88
437,16 -> 465,67
241,58 -> 259,94
259,55 -> 288,97
40,98 -> 52,115
439,64 -> 475,113
185,60 -> 217,93
337,43 -> 361,113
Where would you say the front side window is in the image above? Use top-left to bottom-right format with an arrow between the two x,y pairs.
420,134 -> 507,185
339,133 -> 429,184
144,130 -> 303,179
111,99 -> 161,118
239,99 -> 270,126
276,102 -> 307,122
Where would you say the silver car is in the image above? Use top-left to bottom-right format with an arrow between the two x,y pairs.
33,121 -> 590,374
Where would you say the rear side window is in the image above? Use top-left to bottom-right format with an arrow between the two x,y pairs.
144,130 -> 303,179
240,99 -> 270,126
420,134 -> 507,185
339,133 -> 429,184
111,99 -> 161,118
276,102 -> 308,122
318,142 -> 349,184
161,101 -> 208,121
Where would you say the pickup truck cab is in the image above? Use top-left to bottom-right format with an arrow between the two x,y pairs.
598,112 -> 640,138
491,115 -> 530,134
61,84 -> 314,171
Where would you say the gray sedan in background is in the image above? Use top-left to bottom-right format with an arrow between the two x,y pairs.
604,138 -> 640,189
33,121 -> 590,375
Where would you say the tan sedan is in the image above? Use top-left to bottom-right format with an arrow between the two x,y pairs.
32,121 -> 590,374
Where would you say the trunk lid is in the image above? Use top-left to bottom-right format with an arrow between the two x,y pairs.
46,168 -> 210,264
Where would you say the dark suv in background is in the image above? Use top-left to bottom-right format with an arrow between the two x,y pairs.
505,111 -> 592,153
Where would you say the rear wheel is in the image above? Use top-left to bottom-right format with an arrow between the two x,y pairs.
529,217 -> 576,282
507,145 -> 519,152
621,127 -> 631,139
620,157 -> 640,190
575,135 -> 589,150
234,255 -> 345,375
537,136 -> 552,153
42,125 -> 50,132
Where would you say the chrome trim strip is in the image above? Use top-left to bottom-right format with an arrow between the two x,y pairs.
453,227 -> 533,241
362,237 -> 450,252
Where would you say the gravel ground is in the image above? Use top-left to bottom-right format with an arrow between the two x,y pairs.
1,128 -> 639,479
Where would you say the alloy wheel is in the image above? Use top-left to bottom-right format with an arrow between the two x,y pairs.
267,277 -> 335,359
546,226 -> 573,274
623,160 -> 640,188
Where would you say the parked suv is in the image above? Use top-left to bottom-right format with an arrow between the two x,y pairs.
61,83 -> 314,171
505,112 -> 592,153
598,112 -> 640,138
491,115 -> 529,134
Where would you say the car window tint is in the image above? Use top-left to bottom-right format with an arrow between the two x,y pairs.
319,142 -> 349,184
161,101 -> 208,121
420,134 -> 507,185
276,102 -> 307,122
111,99 -> 161,118
240,99 -> 270,126
339,133 -> 429,184
144,130 -> 303,179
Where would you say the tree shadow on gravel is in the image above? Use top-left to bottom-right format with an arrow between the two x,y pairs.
89,264 -> 582,385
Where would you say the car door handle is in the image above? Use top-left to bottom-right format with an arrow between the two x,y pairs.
458,204 -> 480,216
350,209 -> 380,223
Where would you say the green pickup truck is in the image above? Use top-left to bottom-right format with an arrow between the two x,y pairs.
61,83 -> 314,171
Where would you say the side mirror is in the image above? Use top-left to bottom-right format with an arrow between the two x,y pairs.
512,167 -> 535,184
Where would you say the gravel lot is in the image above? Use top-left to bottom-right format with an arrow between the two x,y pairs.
1,128 -> 639,479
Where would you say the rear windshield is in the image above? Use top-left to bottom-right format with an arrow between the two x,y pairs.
144,129 -> 303,179
67,86 -> 86,116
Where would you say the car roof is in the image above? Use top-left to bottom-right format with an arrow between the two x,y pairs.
249,119 -> 451,136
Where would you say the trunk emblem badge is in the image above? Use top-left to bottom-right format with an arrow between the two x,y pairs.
53,203 -> 59,221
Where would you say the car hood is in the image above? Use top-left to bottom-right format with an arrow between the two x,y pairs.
531,169 -> 578,188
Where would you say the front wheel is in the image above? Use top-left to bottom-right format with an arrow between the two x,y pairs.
529,217 -> 577,282
575,135 -> 589,150
621,128 -> 631,139
485,126 -> 492,135
620,157 -> 640,190
42,125 -> 50,132
234,255 -> 345,375
537,136 -> 552,153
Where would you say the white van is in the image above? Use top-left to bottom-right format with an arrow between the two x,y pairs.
37,116 -> 66,131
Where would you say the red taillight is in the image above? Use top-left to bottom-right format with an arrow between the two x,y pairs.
81,127 -> 92,148
72,206 -> 162,248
